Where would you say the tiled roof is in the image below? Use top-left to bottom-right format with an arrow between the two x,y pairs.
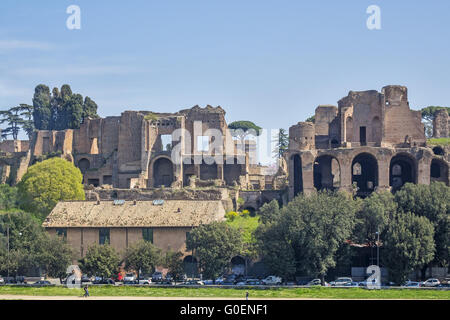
43,200 -> 226,228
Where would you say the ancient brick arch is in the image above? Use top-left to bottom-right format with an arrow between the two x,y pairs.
151,156 -> 174,187
430,158 -> 449,185
351,152 -> 378,197
389,153 -> 417,191
313,154 -> 340,191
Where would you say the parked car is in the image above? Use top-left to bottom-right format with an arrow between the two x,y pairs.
32,280 -> 52,286
81,275 -> 91,283
358,279 -> 381,287
0,276 -> 4,285
421,278 -> 440,287
329,277 -> 353,287
151,272 -> 163,282
306,279 -> 330,286
95,278 -> 115,285
261,275 -> 282,285
178,280 -> 205,286
138,277 -> 151,285
123,272 -> 137,284
343,281 -> 360,287
402,281 -> 421,288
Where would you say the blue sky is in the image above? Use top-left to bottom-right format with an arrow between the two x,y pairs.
1,0 -> 449,163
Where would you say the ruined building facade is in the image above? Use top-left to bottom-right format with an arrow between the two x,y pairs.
288,85 -> 449,199
29,105 -> 254,189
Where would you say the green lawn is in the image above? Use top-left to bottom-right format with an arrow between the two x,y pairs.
0,286 -> 449,299
427,137 -> 450,146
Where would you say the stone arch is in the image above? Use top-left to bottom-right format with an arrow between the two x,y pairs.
313,155 -> 340,191
371,116 -> 381,144
231,256 -> 246,275
243,206 -> 256,216
200,159 -> 218,180
389,153 -> 417,191
351,153 -> 378,197
432,146 -> 445,156
430,158 -> 449,185
152,157 -> 174,187
78,158 -> 90,174
183,255 -> 199,278
346,116 -> 353,142
291,154 -> 303,196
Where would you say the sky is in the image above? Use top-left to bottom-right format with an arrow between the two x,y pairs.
0,0 -> 449,164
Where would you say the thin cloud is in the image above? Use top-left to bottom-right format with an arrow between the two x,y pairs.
15,65 -> 143,76
0,40 -> 52,51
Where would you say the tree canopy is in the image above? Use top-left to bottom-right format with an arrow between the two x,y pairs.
124,240 -> 163,274
228,121 -> 262,141
272,128 -> 288,159
78,244 -> 120,278
186,221 -> 242,280
18,157 -> 85,218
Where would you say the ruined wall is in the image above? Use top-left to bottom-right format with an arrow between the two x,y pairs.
382,86 -> 426,146
433,109 -> 449,138
289,122 -> 315,151
314,105 -> 338,149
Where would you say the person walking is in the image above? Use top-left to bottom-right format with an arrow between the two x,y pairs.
246,291 -> 249,300
83,284 -> 90,298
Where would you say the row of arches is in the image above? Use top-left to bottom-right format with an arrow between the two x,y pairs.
292,153 -> 449,197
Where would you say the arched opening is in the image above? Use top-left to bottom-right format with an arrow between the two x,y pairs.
432,146 -> 445,156
200,159 -> 218,180
430,159 -> 449,185
314,155 -> 340,191
231,256 -> 246,275
331,139 -> 339,148
243,207 -> 256,217
352,153 -> 378,197
292,154 -> 303,196
371,117 -> 381,144
183,255 -> 199,278
389,154 -> 416,191
153,157 -> 174,187
78,158 -> 90,174
346,117 -> 353,142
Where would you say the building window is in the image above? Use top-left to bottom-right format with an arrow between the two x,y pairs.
197,136 -> 209,152
56,228 -> 67,240
142,228 -> 153,243
99,228 -> 110,245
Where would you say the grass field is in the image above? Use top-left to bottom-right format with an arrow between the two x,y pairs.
0,286 -> 449,299
427,137 -> 450,146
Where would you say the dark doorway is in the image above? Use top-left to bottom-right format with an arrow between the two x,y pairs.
314,155 -> 340,191
430,159 -> 449,185
153,158 -> 174,187
292,154 -> 303,196
360,127 -> 367,146
389,154 -> 416,191
183,256 -> 199,278
352,153 -> 378,197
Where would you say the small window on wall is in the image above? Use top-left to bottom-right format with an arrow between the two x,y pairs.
56,228 -> 67,240
161,135 -> 172,151
197,136 -> 209,152
99,228 -> 110,245
142,228 -> 153,243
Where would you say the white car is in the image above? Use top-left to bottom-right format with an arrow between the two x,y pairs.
421,278 -> 440,287
261,276 -> 282,285
306,279 -> 330,286
330,277 -> 353,287
0,276 -> 4,285
123,272 -> 137,283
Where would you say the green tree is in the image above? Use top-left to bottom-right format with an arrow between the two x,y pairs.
394,182 -> 449,268
272,128 -> 288,159
305,115 -> 315,123
228,121 -> 262,141
258,199 -> 281,225
186,222 -> 242,280
164,251 -> 185,283
124,240 -> 163,276
34,232 -> 73,280
63,94 -> 84,129
256,191 -> 357,283
18,157 -> 85,218
353,191 -> 396,245
78,244 -> 120,279
419,106 -> 450,137
383,212 -> 435,285
32,84 -> 52,130
82,97 -> 99,122
0,184 -> 19,210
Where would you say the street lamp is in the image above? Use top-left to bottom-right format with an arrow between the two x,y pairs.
375,231 -> 380,267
